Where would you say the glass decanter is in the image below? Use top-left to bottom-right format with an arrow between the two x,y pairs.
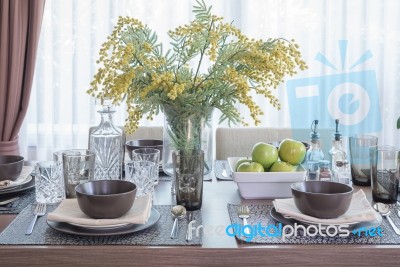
89,101 -> 124,180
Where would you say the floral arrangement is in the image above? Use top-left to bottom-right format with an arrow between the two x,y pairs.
87,1 -> 306,155
88,0 -> 306,129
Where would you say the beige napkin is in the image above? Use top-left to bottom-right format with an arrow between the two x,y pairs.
47,194 -> 152,226
273,190 -> 379,224
0,166 -> 33,189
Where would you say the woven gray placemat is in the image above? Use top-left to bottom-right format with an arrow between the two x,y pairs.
227,203 -> 400,244
0,204 -> 202,246
214,160 -> 233,181
0,188 -> 36,215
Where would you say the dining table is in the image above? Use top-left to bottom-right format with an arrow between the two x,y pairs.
0,171 -> 399,267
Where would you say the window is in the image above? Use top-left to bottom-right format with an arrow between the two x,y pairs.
21,0 -> 400,160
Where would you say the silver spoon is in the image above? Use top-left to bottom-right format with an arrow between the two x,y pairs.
221,162 -> 228,178
373,203 -> 400,235
170,205 -> 186,239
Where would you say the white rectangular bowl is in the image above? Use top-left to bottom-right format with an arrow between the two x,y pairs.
227,157 -> 306,199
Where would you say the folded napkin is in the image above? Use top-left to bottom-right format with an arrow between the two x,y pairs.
47,194 -> 152,226
0,166 -> 33,189
273,190 -> 379,225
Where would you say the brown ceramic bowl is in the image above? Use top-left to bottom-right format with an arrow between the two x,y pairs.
0,155 -> 24,181
75,180 -> 137,219
126,139 -> 163,160
291,181 -> 353,219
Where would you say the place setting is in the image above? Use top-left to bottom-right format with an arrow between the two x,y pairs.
271,182 -> 382,231
0,155 -> 34,195
0,155 -> 36,214
226,138 -> 400,245
45,180 -> 159,237
227,181 -> 400,245
0,148 -> 204,246
0,201 -> 202,246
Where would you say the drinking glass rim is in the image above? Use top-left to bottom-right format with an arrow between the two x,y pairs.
349,134 -> 378,140
36,160 -> 61,168
62,149 -> 95,157
370,145 -> 399,152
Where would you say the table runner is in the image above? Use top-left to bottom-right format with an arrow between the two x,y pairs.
214,160 -> 233,181
0,188 -> 36,215
227,203 -> 400,244
0,204 -> 202,246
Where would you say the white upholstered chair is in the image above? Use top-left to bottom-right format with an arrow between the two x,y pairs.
215,127 -> 334,160
124,126 -> 163,141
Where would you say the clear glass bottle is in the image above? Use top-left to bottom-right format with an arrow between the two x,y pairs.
89,101 -> 124,180
329,119 -> 346,173
334,160 -> 352,185
317,160 -> 332,182
306,120 -> 325,180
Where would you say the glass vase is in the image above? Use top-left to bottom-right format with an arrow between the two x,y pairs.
89,102 -> 124,180
162,105 -> 213,178
172,150 -> 204,211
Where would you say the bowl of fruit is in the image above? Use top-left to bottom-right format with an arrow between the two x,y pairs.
228,139 -> 307,199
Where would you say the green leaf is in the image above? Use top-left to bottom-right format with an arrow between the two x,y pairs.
397,117 -> 400,129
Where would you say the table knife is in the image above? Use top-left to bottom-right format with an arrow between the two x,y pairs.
397,201 -> 400,218
186,212 -> 195,242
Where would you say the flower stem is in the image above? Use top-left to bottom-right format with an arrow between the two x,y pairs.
193,19 -> 214,86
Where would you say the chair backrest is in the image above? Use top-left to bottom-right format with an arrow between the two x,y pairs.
125,126 -> 163,141
215,127 -> 334,160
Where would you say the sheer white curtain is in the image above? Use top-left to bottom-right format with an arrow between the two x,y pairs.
20,0 -> 400,160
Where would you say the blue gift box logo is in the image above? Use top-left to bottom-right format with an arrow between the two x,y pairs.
286,40 -> 382,136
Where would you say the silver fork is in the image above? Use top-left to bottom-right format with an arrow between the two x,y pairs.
237,204 -> 250,235
25,203 -> 46,235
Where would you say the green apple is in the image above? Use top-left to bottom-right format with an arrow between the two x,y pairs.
236,157 -> 252,171
269,161 -> 297,172
236,162 -> 264,172
251,142 -> 278,170
278,139 -> 306,165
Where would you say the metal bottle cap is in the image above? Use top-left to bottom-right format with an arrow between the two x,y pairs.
333,119 -> 342,141
310,120 -> 320,141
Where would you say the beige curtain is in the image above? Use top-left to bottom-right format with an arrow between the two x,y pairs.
0,0 -> 45,155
